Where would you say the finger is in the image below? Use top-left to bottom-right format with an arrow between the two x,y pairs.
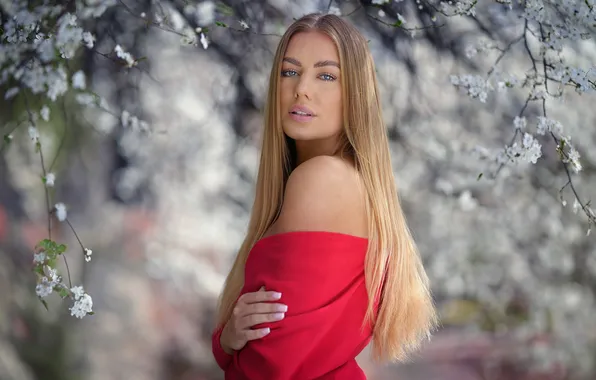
239,312 -> 285,329
233,302 -> 287,318
239,290 -> 282,304
244,328 -> 270,341
244,302 -> 288,315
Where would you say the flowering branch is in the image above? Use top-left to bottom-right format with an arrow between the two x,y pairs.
445,0 -> 595,234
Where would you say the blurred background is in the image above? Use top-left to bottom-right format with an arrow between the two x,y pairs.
1,0 -> 595,379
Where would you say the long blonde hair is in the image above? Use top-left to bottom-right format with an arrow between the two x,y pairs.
215,13 -> 438,363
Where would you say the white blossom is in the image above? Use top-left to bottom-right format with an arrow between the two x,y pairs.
45,173 -> 55,187
566,147 -> 582,173
82,31 -> 95,49
40,105 -> 50,121
520,133 -> 543,164
200,33 -> 209,50
54,203 -> 67,221
35,266 -> 61,298
513,116 -> 527,130
498,133 -> 542,166
55,13 -> 83,59
84,248 -> 93,262
465,45 -> 477,59
70,286 -> 85,300
28,126 -> 40,143
450,74 -> 492,102
70,292 -> 93,318
114,44 -> 136,67
33,251 -> 46,264
72,70 -> 86,89
35,280 -> 53,298
573,199 -> 582,214
536,116 -> 563,137
45,65 -> 69,101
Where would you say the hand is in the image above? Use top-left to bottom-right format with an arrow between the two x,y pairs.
220,286 -> 287,354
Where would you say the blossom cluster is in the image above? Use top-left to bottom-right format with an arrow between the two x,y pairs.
446,0 -> 594,223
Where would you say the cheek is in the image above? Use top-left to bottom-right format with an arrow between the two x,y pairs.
327,89 -> 342,118
280,82 -> 294,104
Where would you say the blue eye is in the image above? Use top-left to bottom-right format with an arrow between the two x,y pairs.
280,70 -> 336,81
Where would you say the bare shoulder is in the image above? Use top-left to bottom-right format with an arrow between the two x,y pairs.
271,155 -> 367,237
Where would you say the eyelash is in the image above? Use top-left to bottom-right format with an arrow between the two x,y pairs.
281,70 -> 337,81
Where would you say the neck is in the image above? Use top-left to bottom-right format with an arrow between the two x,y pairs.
294,138 -> 340,166
293,137 -> 355,168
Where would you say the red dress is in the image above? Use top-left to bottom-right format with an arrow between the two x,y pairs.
212,231 -> 375,379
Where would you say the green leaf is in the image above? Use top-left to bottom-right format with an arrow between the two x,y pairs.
58,288 -> 70,298
392,20 -> 403,27
35,141 -> 41,152
39,298 -> 49,311
57,244 -> 67,254
215,21 -> 228,27
87,311 -> 95,316
477,172 -> 483,180
3,134 -> 11,144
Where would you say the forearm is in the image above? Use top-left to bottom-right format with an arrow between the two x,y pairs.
212,325 -> 233,370
220,323 -> 235,355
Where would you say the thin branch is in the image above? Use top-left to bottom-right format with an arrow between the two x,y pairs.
344,4 -> 363,17
366,14 -> 445,33
22,92 -> 52,241
48,82 -> 70,173
65,218 -> 86,251
487,34 -> 525,76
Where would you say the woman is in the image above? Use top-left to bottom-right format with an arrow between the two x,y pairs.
212,12 -> 438,379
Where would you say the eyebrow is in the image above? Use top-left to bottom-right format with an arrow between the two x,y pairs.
282,57 -> 340,69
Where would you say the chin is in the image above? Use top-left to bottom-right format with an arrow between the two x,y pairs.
283,120 -> 307,137
283,124 -> 318,141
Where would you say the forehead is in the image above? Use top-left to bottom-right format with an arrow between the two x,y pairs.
284,31 -> 339,61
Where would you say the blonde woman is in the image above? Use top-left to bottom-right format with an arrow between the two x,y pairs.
212,12 -> 438,379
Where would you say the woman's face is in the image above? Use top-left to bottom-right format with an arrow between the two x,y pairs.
279,31 -> 343,150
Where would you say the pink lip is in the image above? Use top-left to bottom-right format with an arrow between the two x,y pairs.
289,104 -> 316,123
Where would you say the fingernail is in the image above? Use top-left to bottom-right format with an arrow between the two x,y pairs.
272,292 -> 282,299
277,304 -> 288,312
262,328 -> 270,335
273,313 -> 285,320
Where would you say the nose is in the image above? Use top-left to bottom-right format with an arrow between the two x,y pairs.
294,75 -> 311,100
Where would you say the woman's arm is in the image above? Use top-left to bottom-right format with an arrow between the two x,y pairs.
212,325 -> 233,370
